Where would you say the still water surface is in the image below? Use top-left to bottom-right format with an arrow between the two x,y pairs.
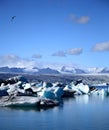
0,95 -> 109,130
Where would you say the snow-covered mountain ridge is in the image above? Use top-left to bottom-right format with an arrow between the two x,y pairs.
0,66 -> 109,74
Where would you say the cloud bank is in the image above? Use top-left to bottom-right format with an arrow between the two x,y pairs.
0,54 -> 35,68
92,41 -> 109,52
0,54 -> 79,71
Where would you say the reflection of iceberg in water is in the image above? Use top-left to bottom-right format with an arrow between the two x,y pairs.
75,95 -> 89,104
90,88 -> 109,101
75,93 -> 108,104
0,105 -> 54,112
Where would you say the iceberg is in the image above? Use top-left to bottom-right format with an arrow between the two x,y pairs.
63,81 -> 89,96
0,96 -> 59,107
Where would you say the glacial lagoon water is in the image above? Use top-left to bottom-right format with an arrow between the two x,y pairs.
0,95 -> 109,130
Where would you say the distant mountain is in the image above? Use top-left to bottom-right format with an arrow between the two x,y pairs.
0,67 -> 60,75
0,67 -> 24,73
100,67 -> 109,73
37,67 -> 60,74
60,66 -> 86,74
85,67 -> 104,74
0,66 -> 109,75
60,66 -> 109,74
23,67 -> 39,73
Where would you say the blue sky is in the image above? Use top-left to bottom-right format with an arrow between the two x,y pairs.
0,0 -> 109,69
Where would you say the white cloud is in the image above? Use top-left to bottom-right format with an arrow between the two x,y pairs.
67,48 -> 83,55
69,14 -> 90,24
92,41 -> 109,52
52,48 -> 83,57
32,54 -> 42,59
0,54 -> 36,68
52,51 -> 66,57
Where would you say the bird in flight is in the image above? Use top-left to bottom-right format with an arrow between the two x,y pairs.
11,16 -> 16,22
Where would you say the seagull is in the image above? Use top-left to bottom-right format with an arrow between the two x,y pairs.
11,16 -> 16,22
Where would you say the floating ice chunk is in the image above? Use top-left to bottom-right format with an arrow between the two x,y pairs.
54,87 -> 64,98
75,83 -> 89,94
24,83 -> 31,90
